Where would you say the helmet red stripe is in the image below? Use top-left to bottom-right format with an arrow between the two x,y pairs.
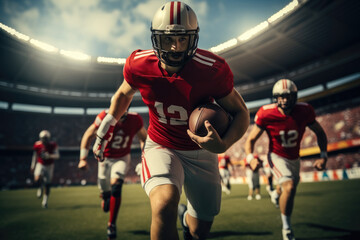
282,79 -> 287,90
177,1 -> 181,24
170,1 -> 174,25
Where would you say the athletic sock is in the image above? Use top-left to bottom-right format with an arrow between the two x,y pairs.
109,196 -> 121,224
183,210 -> 188,228
281,213 -> 291,230
42,194 -> 48,205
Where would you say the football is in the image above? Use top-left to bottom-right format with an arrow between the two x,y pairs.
189,102 -> 230,137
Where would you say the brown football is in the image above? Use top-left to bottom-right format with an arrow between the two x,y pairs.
189,103 -> 230,137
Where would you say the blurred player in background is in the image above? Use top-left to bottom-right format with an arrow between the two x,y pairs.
245,79 -> 328,240
30,130 -> 59,208
78,109 -> 147,239
92,2 -> 249,239
245,154 -> 261,200
218,154 -> 233,195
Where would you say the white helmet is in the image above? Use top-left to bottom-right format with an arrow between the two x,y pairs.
272,79 -> 298,110
39,130 -> 51,139
151,1 -> 199,67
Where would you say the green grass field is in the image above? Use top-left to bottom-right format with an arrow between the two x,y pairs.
1,179 -> 360,240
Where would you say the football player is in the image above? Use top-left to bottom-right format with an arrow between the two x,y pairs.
78,109 -> 147,239
245,79 -> 328,240
92,2 -> 249,239
218,154 -> 233,195
31,130 -> 59,208
244,154 -> 262,200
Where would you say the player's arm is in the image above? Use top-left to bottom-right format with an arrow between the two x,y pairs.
308,120 -> 328,170
245,125 -> 265,171
93,80 -> 137,161
188,88 -> 249,153
78,124 -> 97,169
49,147 -> 60,160
30,151 -> 37,172
136,126 -> 147,151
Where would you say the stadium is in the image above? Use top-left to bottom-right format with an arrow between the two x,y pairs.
0,0 -> 359,240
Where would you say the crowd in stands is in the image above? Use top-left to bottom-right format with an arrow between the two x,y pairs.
0,103 -> 359,189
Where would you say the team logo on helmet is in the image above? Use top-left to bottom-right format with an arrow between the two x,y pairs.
272,79 -> 298,110
150,1 -> 199,67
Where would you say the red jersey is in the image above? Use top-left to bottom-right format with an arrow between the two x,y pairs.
123,49 -> 233,150
94,110 -> 144,158
33,141 -> 58,165
255,102 -> 316,159
218,155 -> 231,169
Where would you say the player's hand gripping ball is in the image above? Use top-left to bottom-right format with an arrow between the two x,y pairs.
189,103 -> 230,137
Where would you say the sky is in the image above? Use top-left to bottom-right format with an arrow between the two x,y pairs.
0,0 -> 290,58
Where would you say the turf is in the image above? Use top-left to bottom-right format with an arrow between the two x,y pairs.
1,179 -> 360,240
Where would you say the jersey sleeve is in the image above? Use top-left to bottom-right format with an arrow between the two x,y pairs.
254,107 -> 266,129
305,104 -> 316,125
123,50 -> 139,89
130,112 -> 144,133
211,56 -> 234,100
93,110 -> 107,128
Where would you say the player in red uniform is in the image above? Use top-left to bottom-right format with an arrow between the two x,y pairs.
245,79 -> 328,240
30,130 -> 59,208
78,109 -> 147,239
92,2 -> 249,239
218,154 -> 233,195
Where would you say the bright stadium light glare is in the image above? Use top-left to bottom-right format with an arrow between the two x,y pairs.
29,39 -> 58,53
54,107 -> 84,115
97,57 -> 126,65
268,0 -> 299,23
0,101 -> 9,109
60,50 -> 91,61
238,21 -> 269,42
210,38 -> 238,53
0,22 -> 30,41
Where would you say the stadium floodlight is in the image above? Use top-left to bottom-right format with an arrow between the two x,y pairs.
238,21 -> 269,42
210,38 -> 238,53
29,39 -> 58,53
59,49 -> 91,61
268,0 -> 299,23
97,56 -> 126,65
0,22 -> 30,41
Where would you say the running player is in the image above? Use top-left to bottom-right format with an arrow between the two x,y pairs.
245,79 -> 328,240
78,109 -> 147,239
245,154 -> 262,200
218,154 -> 233,195
92,2 -> 249,239
31,130 -> 59,208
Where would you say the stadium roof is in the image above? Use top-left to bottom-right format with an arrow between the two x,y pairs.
0,0 -> 359,108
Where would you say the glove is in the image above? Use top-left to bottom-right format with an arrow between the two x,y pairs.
92,114 -> 117,162
135,163 -> 142,176
93,136 -> 108,162
41,151 -> 50,160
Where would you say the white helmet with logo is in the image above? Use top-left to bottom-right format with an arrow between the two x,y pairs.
151,1 -> 199,67
272,79 -> 298,110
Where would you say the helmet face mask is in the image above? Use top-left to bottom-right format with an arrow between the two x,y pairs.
39,130 -> 51,144
151,1 -> 199,67
272,79 -> 298,110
